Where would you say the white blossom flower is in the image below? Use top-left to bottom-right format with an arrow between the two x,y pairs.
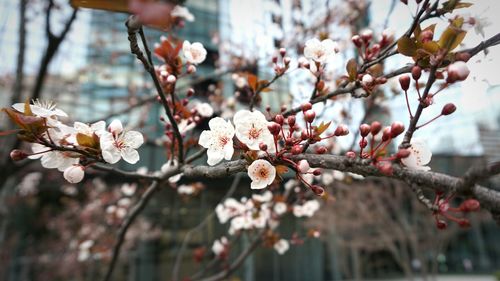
100,120 -> 144,164
177,184 -> 195,195
233,110 -> 275,152
274,239 -> 290,255
29,143 -> 79,172
252,191 -> 273,202
12,99 -> 67,118
63,165 -> 85,183
447,61 -> 470,81
161,159 -> 183,183
177,119 -> 196,135
74,121 -> 106,137
212,237 -> 228,256
121,183 -> 137,196
196,102 -> 214,118
273,202 -> 287,215
182,41 -> 207,65
401,139 -> 432,171
247,159 -> 276,189
293,200 -> 320,218
171,5 -> 195,21
199,117 -> 235,166
303,38 -> 339,63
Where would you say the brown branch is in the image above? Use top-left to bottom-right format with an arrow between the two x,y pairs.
90,164 -> 161,181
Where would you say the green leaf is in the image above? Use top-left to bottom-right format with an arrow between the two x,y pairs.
397,36 -> 417,56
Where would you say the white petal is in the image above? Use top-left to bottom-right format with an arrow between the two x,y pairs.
198,130 -> 213,148
123,131 -> 144,149
102,147 -> 121,164
250,180 -> 267,189
223,141 -> 234,160
207,148 -> 224,166
40,152 -> 63,169
108,119 -> 123,134
121,147 -> 140,164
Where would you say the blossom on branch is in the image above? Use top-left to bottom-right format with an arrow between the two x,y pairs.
233,110 -> 275,152
182,41 -> 207,65
12,100 -> 67,118
198,117 -> 235,166
303,38 -> 339,63
100,120 -> 144,164
63,165 -> 85,184
248,159 -> 276,189
274,239 -> 290,255
171,5 -> 194,22
401,139 -> 432,171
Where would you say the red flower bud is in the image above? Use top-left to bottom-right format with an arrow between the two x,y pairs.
441,103 -> 456,116
396,149 -> 411,159
390,122 -> 405,138
359,139 -> 368,149
291,145 -> 303,155
436,220 -> 447,230
301,102 -> 312,112
359,124 -> 371,137
346,151 -> 356,158
311,185 -> 325,196
411,66 -> 422,80
351,35 -> 362,48
267,122 -> 281,135
10,150 -> 28,161
420,30 -> 434,43
304,110 -> 316,123
187,88 -> 195,97
316,146 -> 327,154
459,199 -> 480,212
381,127 -> 392,141
370,121 -> 382,135
399,75 -> 411,91
334,124 -> 349,136
301,129 -> 309,140
272,56 -> 278,64
312,169 -> 322,176
285,138 -> 294,146
259,143 -> 268,151
287,115 -> 296,127
275,114 -> 285,125
279,47 -> 287,57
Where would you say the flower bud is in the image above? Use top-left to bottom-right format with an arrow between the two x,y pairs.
420,30 -> 434,43
287,115 -> 296,127
346,151 -> 356,158
275,114 -> 284,125
272,56 -> 278,64
370,121 -> 382,135
455,52 -> 471,62
108,119 -> 123,134
279,47 -> 287,57
458,218 -> 471,228
447,61 -> 470,83
187,65 -> 197,74
167,75 -> 177,83
187,88 -> 195,97
459,199 -> 480,212
298,57 -> 310,68
360,29 -> 373,43
441,103 -> 456,115
381,127 -> 392,141
399,75 -> 411,91
316,146 -> 327,154
259,143 -> 268,151
351,35 -> 362,48
291,145 -> 303,155
411,66 -> 422,80
311,185 -> 325,196
396,149 -> 411,159
63,165 -> 85,184
334,124 -> 349,136
317,80 -> 325,91
297,160 -> 310,173
362,74 -> 373,85
313,169 -> 322,176
304,110 -> 316,123
300,129 -> 309,140
390,122 -> 405,138
283,57 -> 291,65
301,102 -> 312,112
267,122 -> 281,135
10,150 -> 28,161
359,124 -> 371,137
359,138 -> 368,148
436,219 -> 447,230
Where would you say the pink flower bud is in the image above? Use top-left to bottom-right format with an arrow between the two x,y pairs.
436,220 -> 447,230
187,88 -> 195,97
411,66 -> 422,80
63,165 -> 85,184
167,75 -> 177,83
279,47 -> 287,57
399,75 -> 411,91
396,149 -> 411,159
362,74 -> 373,85
187,65 -> 197,74
297,160 -> 310,173
291,145 -> 303,155
267,122 -> 281,135
359,124 -> 371,137
301,129 -> 309,140
301,102 -> 312,112
360,29 -> 373,43
359,138 -> 368,148
275,114 -> 285,125
390,122 -> 405,138
316,146 -> 327,154
370,121 -> 382,135
283,57 -> 291,65
447,61 -> 470,83
420,30 -> 434,43
441,103 -> 456,115
272,56 -> 278,64
108,119 -> 123,134
259,143 -> 268,151
311,185 -> 325,196
304,110 -> 316,123
382,127 -> 392,141
312,169 -> 322,176
10,150 -> 28,161
459,199 -> 480,212
351,35 -> 362,48
287,115 -> 296,127
334,124 -> 349,136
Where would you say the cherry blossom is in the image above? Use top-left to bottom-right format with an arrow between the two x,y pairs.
182,41 -> 207,65
233,110 -> 275,152
293,200 -> 320,218
198,117 -> 235,166
212,236 -> 228,256
247,159 -> 276,189
100,120 -> 144,164
177,184 -> 195,195
303,38 -> 339,63
63,165 -> 85,184
12,99 -> 68,118
447,61 -> 470,82
171,5 -> 194,22
121,183 -> 137,196
273,202 -> 287,215
274,239 -> 290,255
401,139 -> 432,171
161,159 -> 183,183
195,102 -> 214,118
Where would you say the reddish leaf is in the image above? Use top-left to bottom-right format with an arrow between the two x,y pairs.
346,59 -> 358,81
276,165 -> 289,176
247,74 -> 258,92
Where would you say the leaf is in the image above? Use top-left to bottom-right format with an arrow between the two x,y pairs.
438,26 -> 466,51
70,0 -> 129,12
275,165 -> 289,176
397,36 -> 417,56
316,121 -> 331,135
346,59 -> 358,81
247,74 -> 258,92
422,41 -> 440,54
24,99 -> 33,116
76,133 -> 96,148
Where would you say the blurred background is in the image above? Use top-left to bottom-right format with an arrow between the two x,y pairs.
0,0 -> 499,280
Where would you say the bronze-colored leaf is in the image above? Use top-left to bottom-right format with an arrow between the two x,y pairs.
346,59 -> 358,81
316,121 -> 331,135
422,41 -> 440,54
276,165 -> 289,176
247,74 -> 258,92
76,133 -> 96,148
397,36 -> 417,56
70,0 -> 129,12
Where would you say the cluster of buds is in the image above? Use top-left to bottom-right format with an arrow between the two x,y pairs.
272,47 -> 291,75
351,28 -> 394,62
347,121 -> 407,175
358,73 -> 388,94
433,194 -> 480,229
